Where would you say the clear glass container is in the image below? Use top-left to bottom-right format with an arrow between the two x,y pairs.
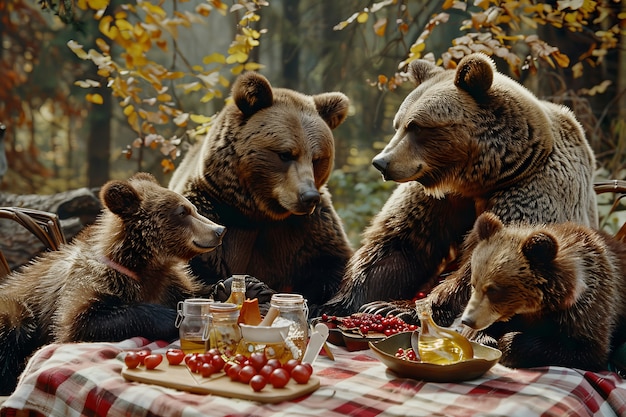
270,293 -> 309,361
175,298 -> 213,354
207,302 -> 242,358
225,274 -> 246,309
417,312 -> 474,364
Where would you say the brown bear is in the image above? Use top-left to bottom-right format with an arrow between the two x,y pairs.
168,71 -> 353,313
0,172 -> 225,395
459,212 -> 626,371
323,53 -> 598,322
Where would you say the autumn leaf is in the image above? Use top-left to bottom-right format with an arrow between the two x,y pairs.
67,40 -> 88,59
86,93 -> 103,104
374,18 -> 387,36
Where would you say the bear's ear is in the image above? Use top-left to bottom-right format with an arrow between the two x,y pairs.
407,59 -> 444,86
100,180 -> 141,218
130,172 -> 158,184
521,232 -> 558,266
313,92 -> 349,130
454,53 -> 494,98
473,212 -> 503,241
232,72 -> 274,117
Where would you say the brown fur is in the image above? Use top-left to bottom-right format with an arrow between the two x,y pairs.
0,173 -> 225,394
460,212 -> 626,370
323,53 -> 597,321
169,72 -> 353,311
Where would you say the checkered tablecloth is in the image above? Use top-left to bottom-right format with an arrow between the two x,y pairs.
1,337 -> 625,417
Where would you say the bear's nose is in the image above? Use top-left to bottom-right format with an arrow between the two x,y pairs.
372,157 -> 388,176
461,318 -> 475,328
300,189 -> 321,207
214,226 -> 226,238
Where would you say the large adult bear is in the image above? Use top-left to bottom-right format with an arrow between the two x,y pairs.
169,72 -> 353,313
324,53 -> 598,325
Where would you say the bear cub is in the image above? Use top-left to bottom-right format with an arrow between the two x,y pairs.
0,172 -> 225,395
461,212 -> 626,371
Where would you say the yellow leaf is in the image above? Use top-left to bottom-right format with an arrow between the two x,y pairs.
86,93 -> 104,104
357,12 -> 368,23
99,16 -> 118,40
552,51 -> 570,67
173,113 -> 189,126
243,62 -> 263,71
123,105 -> 135,116
86,0 -> 109,10
572,62 -> 583,78
190,114 -> 213,124
141,2 -> 167,17
115,19 -> 134,39
200,91 -> 215,103
203,53 -> 227,64
231,64 -> 244,75
226,52 -> 248,64
157,93 -> 172,102
442,0 -> 455,9
178,82 -> 202,93
373,18 -> 387,36
67,40 -> 88,59
95,38 -> 110,53
74,79 -> 101,88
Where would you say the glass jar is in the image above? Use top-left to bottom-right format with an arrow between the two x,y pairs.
270,293 -> 309,361
207,302 -> 242,358
175,298 -> 213,354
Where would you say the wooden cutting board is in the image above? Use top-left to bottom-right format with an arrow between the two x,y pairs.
121,361 -> 320,403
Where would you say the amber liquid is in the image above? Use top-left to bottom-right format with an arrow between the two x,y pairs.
418,336 -> 468,364
226,291 -> 245,309
180,338 -> 206,354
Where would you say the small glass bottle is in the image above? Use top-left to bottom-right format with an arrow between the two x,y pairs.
225,274 -> 246,309
417,312 -> 474,364
270,293 -> 309,361
207,302 -> 242,359
175,298 -> 213,354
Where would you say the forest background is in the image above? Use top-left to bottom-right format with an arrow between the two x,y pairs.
1,0 -> 625,246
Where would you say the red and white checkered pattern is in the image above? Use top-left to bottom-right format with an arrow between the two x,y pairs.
2,338 -> 625,417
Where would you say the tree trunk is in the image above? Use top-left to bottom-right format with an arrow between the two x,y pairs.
86,2 -> 114,187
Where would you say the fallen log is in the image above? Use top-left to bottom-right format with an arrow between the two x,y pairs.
0,188 -> 102,270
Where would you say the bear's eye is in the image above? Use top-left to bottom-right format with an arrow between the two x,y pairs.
277,151 -> 295,162
485,285 -> 506,302
406,120 -> 420,133
174,205 -> 190,218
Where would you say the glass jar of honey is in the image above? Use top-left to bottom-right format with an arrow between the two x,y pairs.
175,298 -> 213,354
270,293 -> 309,361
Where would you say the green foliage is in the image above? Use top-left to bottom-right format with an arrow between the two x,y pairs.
328,167 -> 396,247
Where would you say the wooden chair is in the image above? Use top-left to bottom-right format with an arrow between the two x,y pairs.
594,179 -> 626,243
0,207 -> 66,278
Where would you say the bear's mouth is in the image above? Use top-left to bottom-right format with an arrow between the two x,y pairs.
192,240 -> 222,251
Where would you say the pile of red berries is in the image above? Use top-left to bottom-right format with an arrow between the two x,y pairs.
124,348 -> 313,392
321,313 -> 418,336
394,347 -> 418,361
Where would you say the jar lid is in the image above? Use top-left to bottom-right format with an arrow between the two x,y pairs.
209,302 -> 239,313
180,298 -> 214,316
270,293 -> 305,307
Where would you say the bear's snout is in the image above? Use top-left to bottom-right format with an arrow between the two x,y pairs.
300,189 -> 321,212
372,156 -> 389,178
461,317 -> 476,329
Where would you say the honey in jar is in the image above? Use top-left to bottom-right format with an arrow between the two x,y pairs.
175,298 -> 213,354
417,312 -> 474,364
